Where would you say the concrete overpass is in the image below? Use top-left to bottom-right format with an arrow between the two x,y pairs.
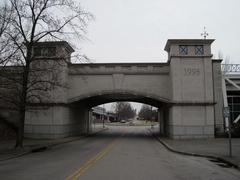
1,39 -> 225,139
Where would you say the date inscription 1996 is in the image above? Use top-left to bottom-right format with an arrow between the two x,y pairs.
184,68 -> 200,76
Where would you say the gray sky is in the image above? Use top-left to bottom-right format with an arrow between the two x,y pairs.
80,0 -> 240,63
79,0 -> 240,111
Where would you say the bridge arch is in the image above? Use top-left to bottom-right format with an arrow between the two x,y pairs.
68,89 -> 172,108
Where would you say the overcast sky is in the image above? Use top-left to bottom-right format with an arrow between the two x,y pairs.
79,0 -> 240,63
78,0 -> 240,111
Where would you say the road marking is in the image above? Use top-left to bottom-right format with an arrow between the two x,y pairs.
65,139 -> 118,180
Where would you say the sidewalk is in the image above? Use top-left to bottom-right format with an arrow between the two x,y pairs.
163,138 -> 240,166
0,126 -> 106,161
150,128 -> 240,168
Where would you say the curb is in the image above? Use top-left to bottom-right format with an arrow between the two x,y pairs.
149,129 -> 239,170
0,127 -> 108,162
0,151 -> 30,162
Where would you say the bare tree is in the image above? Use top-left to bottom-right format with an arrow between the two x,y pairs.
218,50 -> 231,64
0,3 -> 17,65
138,104 -> 158,121
0,0 -> 92,147
114,102 -> 136,120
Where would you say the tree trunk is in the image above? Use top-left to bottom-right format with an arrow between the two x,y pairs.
15,110 -> 25,148
15,46 -> 31,148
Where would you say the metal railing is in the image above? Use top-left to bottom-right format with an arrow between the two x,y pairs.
222,64 -> 240,73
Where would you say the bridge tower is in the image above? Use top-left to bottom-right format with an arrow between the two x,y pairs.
24,41 -> 77,138
165,39 -> 223,138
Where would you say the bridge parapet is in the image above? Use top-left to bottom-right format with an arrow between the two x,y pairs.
68,63 -> 169,75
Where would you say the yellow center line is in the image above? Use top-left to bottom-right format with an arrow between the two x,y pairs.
65,139 -> 118,180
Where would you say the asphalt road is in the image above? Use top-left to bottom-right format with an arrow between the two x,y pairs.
0,126 -> 240,180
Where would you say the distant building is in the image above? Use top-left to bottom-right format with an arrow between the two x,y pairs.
223,69 -> 240,136
92,106 -> 117,123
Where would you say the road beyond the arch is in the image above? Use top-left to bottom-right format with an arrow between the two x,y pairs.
0,126 -> 240,180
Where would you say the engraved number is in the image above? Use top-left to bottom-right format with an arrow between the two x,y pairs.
184,68 -> 200,76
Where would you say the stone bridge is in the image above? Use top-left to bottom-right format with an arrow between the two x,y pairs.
1,39 -> 225,139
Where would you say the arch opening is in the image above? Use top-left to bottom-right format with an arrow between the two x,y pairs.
68,92 -> 171,137
69,91 -> 170,108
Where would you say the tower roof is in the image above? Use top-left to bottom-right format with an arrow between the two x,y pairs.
164,39 -> 214,52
